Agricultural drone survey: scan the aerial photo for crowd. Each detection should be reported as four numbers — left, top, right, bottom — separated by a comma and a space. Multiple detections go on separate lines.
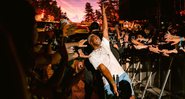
2, 0, 185, 99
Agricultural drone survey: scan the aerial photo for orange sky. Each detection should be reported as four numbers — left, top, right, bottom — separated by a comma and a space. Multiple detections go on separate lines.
56, 0, 100, 22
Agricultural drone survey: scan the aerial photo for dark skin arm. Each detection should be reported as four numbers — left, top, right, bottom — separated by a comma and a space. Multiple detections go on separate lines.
102, 3, 109, 40
99, 3, 119, 97
98, 63, 119, 96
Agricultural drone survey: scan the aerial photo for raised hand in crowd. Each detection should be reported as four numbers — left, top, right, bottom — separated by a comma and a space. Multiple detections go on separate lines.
164, 32, 174, 40
165, 34, 184, 45
131, 39, 145, 46
78, 39, 87, 47
65, 39, 87, 49
131, 38, 149, 50
78, 49, 90, 58
65, 39, 88, 61
133, 44, 148, 50
148, 45, 161, 54
160, 49, 178, 56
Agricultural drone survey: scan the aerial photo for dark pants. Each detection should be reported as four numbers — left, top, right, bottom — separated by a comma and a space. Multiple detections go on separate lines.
105, 80, 132, 99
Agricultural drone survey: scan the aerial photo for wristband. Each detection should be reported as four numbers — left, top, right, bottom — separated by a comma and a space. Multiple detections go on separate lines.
180, 37, 184, 42
179, 37, 183, 46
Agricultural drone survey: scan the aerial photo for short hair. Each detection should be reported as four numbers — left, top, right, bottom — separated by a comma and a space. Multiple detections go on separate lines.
87, 34, 96, 44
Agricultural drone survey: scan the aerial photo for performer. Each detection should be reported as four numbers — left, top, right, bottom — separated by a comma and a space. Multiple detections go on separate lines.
88, 4, 135, 99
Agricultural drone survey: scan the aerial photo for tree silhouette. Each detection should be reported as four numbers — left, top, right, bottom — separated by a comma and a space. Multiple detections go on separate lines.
84, 2, 95, 22
95, 9, 102, 21
98, 0, 119, 26
32, 0, 63, 21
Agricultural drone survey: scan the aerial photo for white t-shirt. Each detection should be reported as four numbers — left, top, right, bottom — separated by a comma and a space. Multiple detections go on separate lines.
89, 37, 125, 86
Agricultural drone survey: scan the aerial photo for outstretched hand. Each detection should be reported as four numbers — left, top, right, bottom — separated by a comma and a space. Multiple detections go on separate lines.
148, 45, 161, 53
78, 39, 87, 47
101, 2, 108, 12
78, 49, 90, 58
161, 49, 178, 56
165, 35, 180, 45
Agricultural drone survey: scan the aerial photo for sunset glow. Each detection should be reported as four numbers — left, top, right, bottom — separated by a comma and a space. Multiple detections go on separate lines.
56, 0, 100, 22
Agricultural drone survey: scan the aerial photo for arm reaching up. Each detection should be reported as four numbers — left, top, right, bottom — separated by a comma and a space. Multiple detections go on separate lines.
102, 3, 109, 40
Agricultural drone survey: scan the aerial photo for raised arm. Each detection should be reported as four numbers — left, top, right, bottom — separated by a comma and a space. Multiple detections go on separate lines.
65, 39, 88, 61
65, 39, 87, 49
102, 3, 109, 40
165, 35, 185, 45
